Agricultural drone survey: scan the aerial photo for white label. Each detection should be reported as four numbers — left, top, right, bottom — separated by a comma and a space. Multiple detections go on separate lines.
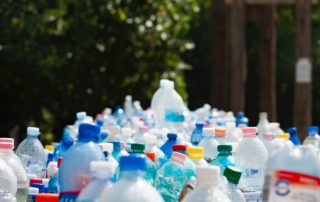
296, 58, 312, 83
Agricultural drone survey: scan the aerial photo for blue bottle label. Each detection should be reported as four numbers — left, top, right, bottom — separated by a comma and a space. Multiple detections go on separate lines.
164, 109, 185, 122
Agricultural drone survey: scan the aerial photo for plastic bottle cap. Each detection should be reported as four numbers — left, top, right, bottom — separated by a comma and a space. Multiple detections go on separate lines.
259, 112, 268, 119
278, 133, 290, 140
47, 162, 58, 177
145, 152, 156, 162
119, 155, 147, 172
195, 122, 204, 128
242, 127, 258, 138
125, 95, 132, 101
0, 138, 14, 144
57, 157, 63, 168
269, 122, 280, 130
226, 122, 236, 129
63, 135, 74, 146
215, 127, 226, 136
28, 187, 39, 195
187, 147, 204, 160
36, 193, 59, 202
217, 145, 232, 153
203, 128, 214, 135
288, 127, 297, 134
45, 145, 54, 152
0, 142, 13, 150
223, 166, 242, 184
144, 134, 157, 144
263, 132, 276, 141
31, 183, 44, 193
29, 178, 43, 186
90, 161, 114, 174
171, 152, 186, 166
99, 143, 113, 153
78, 123, 101, 140
111, 141, 121, 150
196, 166, 220, 185
27, 127, 40, 136
160, 79, 171, 87
308, 126, 319, 136
167, 133, 177, 139
76, 112, 87, 120
139, 126, 148, 133
131, 143, 145, 152
96, 119, 104, 127
172, 144, 187, 151
121, 128, 133, 137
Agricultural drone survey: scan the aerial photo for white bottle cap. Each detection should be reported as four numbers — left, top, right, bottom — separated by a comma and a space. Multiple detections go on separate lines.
99, 142, 113, 153
76, 112, 87, 120
90, 161, 115, 177
47, 162, 58, 177
160, 79, 171, 87
27, 127, 40, 136
203, 128, 214, 135
260, 112, 268, 118
125, 95, 132, 101
28, 187, 39, 195
196, 166, 220, 186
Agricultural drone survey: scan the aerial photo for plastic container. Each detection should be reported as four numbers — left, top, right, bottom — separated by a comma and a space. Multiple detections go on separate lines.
144, 134, 166, 167
257, 112, 269, 138
303, 126, 320, 148
52, 134, 74, 161
210, 145, 236, 173
160, 133, 179, 159
287, 127, 301, 145
172, 144, 196, 179
190, 122, 204, 146
198, 128, 219, 162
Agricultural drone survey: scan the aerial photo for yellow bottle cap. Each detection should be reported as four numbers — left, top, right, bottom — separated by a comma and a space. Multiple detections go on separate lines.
278, 133, 290, 140
45, 145, 54, 152
187, 147, 204, 160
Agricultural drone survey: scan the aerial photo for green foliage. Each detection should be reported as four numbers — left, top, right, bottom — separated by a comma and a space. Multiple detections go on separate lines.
0, 0, 201, 141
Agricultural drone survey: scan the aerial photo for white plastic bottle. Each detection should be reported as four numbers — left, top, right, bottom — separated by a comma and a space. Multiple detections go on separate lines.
16, 127, 47, 178
124, 95, 134, 118
198, 128, 219, 162
182, 166, 231, 202
257, 112, 269, 138
225, 122, 240, 143
236, 127, 268, 192
151, 79, 171, 113
0, 158, 17, 196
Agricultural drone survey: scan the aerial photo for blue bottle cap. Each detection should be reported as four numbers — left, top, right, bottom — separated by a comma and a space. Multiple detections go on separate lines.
287, 127, 297, 134
63, 135, 74, 146
119, 155, 147, 172
96, 119, 104, 127
195, 122, 204, 129
31, 183, 44, 193
308, 126, 319, 136
78, 123, 101, 141
167, 133, 177, 140
111, 141, 121, 150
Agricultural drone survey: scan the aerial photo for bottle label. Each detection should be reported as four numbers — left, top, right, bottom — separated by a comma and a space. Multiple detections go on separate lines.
59, 191, 80, 201
263, 170, 320, 202
164, 109, 185, 122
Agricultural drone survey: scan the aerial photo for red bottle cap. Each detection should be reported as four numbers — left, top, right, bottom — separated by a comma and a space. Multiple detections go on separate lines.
29, 178, 43, 186
36, 193, 59, 202
145, 152, 156, 162
172, 144, 187, 151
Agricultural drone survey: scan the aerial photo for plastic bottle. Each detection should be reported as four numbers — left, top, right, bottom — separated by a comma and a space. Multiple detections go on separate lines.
0, 190, 16, 202
124, 95, 134, 118
77, 161, 114, 202
186, 147, 208, 166
47, 162, 58, 194
198, 128, 219, 162
133, 100, 144, 116
236, 127, 268, 192
0, 141, 28, 202
287, 127, 301, 145
261, 132, 276, 154
215, 127, 227, 145
120, 127, 135, 147
52, 134, 74, 161
190, 122, 204, 146
110, 141, 129, 162
0, 158, 17, 196
160, 133, 179, 159
144, 134, 166, 167
129, 143, 157, 185
74, 112, 87, 132
303, 126, 320, 148
98, 142, 118, 172
182, 166, 231, 202
155, 151, 187, 202
98, 155, 163, 202
210, 145, 235, 173
16, 127, 47, 178
225, 122, 240, 143
223, 166, 245, 202
236, 112, 249, 127
26, 187, 38, 202
257, 112, 269, 137
58, 123, 105, 201
172, 144, 196, 179
133, 125, 148, 144
263, 145, 320, 202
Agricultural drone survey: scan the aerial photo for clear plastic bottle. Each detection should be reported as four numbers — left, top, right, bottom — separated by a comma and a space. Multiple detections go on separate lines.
215, 127, 227, 145
210, 145, 235, 173
303, 126, 320, 148
182, 166, 231, 202
144, 134, 167, 167
225, 122, 240, 143
186, 147, 208, 166
155, 152, 187, 202
190, 122, 204, 146
134, 125, 148, 144
198, 128, 219, 162
236, 127, 268, 192
0, 141, 28, 202
58, 123, 105, 201
16, 127, 47, 178
257, 112, 269, 138
98, 155, 163, 202
160, 133, 179, 159
124, 95, 134, 119
77, 161, 114, 202
172, 144, 196, 180
223, 166, 245, 202
0, 158, 17, 196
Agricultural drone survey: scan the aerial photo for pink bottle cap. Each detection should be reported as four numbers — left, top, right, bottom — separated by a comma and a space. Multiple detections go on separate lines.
0, 142, 14, 150
242, 127, 258, 138
172, 151, 186, 166
0, 138, 14, 144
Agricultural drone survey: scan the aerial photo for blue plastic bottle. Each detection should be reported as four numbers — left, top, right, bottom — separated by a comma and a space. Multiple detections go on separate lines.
190, 122, 204, 145
287, 127, 301, 145
58, 123, 104, 201
210, 145, 235, 173
53, 133, 74, 161
236, 112, 249, 127
160, 133, 179, 159
155, 151, 187, 202
98, 155, 163, 202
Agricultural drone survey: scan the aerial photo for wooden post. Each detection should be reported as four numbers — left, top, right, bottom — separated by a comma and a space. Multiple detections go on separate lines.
229, 0, 246, 113
212, 0, 229, 109
259, 6, 277, 121
294, 0, 311, 139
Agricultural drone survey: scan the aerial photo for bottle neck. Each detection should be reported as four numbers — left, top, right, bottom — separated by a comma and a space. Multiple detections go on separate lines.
119, 170, 145, 180
218, 151, 231, 156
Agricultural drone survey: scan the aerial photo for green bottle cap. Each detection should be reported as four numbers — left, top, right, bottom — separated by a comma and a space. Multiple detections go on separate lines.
223, 166, 242, 184
217, 144, 232, 153
131, 143, 145, 153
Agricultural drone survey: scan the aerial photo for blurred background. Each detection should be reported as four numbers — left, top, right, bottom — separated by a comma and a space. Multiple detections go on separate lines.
0, 0, 319, 143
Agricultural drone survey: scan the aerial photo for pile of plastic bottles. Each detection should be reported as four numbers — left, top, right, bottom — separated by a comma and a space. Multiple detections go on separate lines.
1, 79, 320, 202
